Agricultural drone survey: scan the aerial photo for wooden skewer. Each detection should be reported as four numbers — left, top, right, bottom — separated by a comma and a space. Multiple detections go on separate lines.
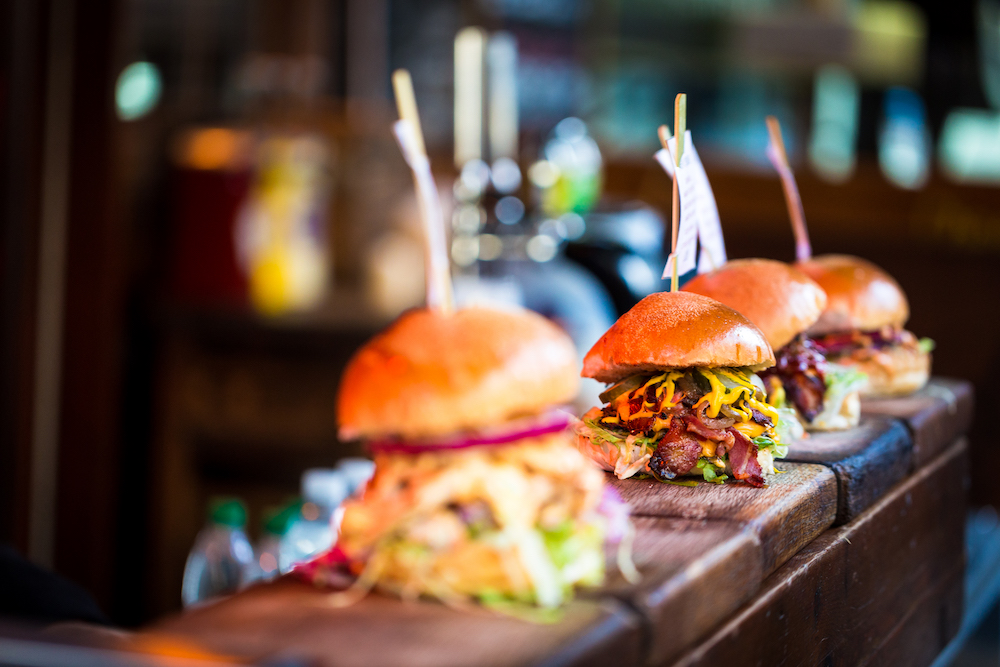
391, 69, 454, 314
670, 94, 687, 292
766, 115, 812, 262
657, 124, 671, 151
393, 69, 427, 157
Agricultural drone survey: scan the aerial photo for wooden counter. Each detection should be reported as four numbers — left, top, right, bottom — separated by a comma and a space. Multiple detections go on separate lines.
131, 378, 973, 667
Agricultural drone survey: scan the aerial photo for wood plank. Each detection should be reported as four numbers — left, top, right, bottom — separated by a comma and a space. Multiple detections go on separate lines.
610, 462, 836, 575
669, 438, 967, 667
862, 565, 963, 667
785, 416, 912, 525
597, 517, 762, 666
140, 578, 643, 667
862, 377, 974, 468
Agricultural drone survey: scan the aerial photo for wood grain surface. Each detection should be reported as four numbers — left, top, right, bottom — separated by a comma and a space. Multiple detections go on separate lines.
786, 416, 912, 525
862, 565, 963, 667
786, 416, 909, 464
610, 462, 837, 575
143, 578, 644, 667
862, 377, 974, 467
669, 438, 968, 667
861, 377, 975, 466
597, 517, 763, 665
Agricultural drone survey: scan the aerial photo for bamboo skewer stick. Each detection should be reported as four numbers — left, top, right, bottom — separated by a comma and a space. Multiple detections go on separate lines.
392, 69, 455, 314
669, 94, 686, 292
766, 116, 812, 262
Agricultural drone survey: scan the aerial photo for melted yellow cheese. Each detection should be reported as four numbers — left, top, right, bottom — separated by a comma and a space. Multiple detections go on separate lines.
700, 439, 717, 458
731, 421, 766, 439
603, 367, 781, 443
695, 369, 754, 418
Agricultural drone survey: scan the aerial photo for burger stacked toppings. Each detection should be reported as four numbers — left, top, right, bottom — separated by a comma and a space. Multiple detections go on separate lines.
796, 254, 932, 398
684, 258, 865, 433
575, 291, 785, 487
327, 307, 629, 610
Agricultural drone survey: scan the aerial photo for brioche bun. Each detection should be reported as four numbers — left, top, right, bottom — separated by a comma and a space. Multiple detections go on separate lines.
683, 259, 827, 350
796, 255, 909, 335
582, 291, 774, 383
841, 345, 931, 397
337, 307, 579, 440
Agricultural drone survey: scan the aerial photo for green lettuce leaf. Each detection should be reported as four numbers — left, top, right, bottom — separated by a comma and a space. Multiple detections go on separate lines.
695, 458, 728, 484
918, 337, 935, 354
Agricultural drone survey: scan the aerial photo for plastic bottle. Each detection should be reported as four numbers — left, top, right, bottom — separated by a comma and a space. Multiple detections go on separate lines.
336, 457, 375, 497
278, 470, 349, 573
254, 501, 300, 582
181, 497, 256, 607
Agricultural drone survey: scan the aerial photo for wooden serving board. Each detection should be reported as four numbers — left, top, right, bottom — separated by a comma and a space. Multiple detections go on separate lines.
669, 438, 967, 667
784, 416, 912, 525
142, 578, 644, 667
597, 517, 762, 666
609, 462, 836, 575
862, 377, 974, 468
863, 565, 963, 667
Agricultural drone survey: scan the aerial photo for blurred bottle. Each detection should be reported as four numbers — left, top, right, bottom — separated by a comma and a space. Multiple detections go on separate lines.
336, 457, 376, 497
531, 118, 603, 217
181, 497, 255, 607
235, 133, 332, 315
278, 469, 349, 573
254, 501, 301, 582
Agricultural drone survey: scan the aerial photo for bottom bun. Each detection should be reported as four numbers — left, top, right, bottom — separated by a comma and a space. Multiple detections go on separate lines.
839, 345, 931, 398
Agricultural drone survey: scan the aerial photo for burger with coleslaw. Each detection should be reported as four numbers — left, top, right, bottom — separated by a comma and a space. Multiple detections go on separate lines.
683, 258, 866, 433
795, 254, 932, 397
319, 306, 633, 611
575, 291, 786, 488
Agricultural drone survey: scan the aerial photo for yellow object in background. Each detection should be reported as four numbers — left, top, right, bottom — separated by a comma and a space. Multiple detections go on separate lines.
237, 134, 331, 316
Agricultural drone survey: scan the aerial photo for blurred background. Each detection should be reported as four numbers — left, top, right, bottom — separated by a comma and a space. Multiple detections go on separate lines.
1, 0, 999, 632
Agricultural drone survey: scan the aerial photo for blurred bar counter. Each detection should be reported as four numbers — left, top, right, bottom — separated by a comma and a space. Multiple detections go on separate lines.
146, 291, 391, 618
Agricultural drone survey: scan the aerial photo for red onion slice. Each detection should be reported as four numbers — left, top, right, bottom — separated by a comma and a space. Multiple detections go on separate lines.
367, 409, 573, 454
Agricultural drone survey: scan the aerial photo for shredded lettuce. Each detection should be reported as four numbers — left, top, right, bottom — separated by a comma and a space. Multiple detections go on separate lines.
809, 363, 867, 430
753, 435, 788, 460
918, 337, 936, 354
695, 459, 728, 484
826, 364, 868, 396
541, 521, 604, 587
581, 418, 660, 449
774, 406, 804, 444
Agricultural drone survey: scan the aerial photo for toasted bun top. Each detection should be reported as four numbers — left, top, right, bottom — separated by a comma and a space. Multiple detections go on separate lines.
337, 307, 579, 440
582, 291, 774, 383
795, 254, 909, 335
682, 259, 828, 350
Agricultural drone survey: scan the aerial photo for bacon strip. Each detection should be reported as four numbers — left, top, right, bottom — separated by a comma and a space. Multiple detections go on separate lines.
759, 335, 827, 422
649, 421, 702, 479
727, 428, 764, 487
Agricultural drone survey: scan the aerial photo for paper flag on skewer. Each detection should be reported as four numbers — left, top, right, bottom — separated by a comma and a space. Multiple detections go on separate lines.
392, 119, 453, 313
655, 130, 726, 277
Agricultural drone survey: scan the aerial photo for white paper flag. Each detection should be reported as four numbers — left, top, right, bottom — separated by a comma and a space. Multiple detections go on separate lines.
393, 120, 452, 311
654, 130, 727, 277
657, 143, 698, 279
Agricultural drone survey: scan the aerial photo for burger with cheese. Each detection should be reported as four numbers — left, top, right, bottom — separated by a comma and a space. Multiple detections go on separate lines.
319, 306, 631, 611
683, 258, 866, 432
796, 254, 932, 397
575, 291, 786, 488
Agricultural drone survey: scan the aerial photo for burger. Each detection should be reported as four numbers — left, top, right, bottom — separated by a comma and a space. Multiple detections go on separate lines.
575, 291, 786, 488
322, 306, 631, 611
796, 254, 932, 397
683, 258, 866, 432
